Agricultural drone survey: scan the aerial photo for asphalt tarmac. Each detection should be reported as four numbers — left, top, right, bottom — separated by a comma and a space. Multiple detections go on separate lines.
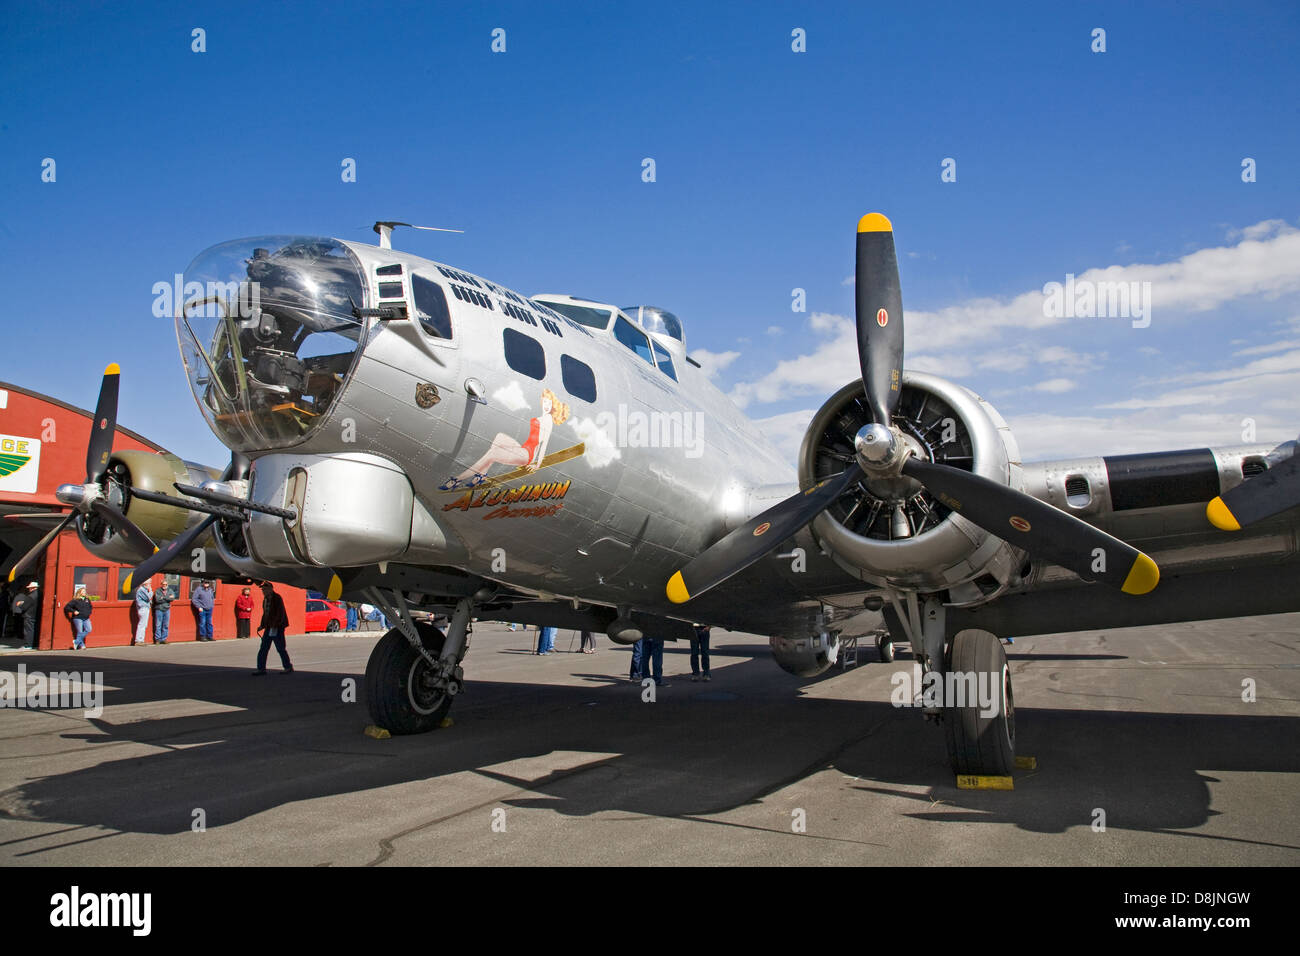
0, 616, 1296, 866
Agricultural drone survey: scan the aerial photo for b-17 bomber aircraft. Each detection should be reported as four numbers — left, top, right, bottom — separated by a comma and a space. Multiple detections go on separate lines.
9, 214, 1300, 777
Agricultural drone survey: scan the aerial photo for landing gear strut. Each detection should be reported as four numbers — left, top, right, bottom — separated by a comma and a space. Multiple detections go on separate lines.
885, 592, 1017, 776
363, 591, 475, 735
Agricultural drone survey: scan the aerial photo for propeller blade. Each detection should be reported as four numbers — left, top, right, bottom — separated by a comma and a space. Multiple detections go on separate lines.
667, 465, 863, 603
1207, 451, 1300, 530
85, 363, 121, 483
121, 515, 217, 596
855, 214, 905, 426
6, 512, 78, 582
901, 458, 1159, 594
89, 499, 156, 559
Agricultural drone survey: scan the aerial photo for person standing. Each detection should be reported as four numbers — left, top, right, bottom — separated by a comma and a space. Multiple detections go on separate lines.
536, 625, 556, 655
644, 635, 668, 687
13, 581, 40, 649
132, 579, 152, 646
234, 587, 255, 639
64, 586, 93, 650
345, 602, 359, 632
629, 636, 646, 680
151, 582, 173, 644
252, 581, 293, 675
690, 624, 711, 682
191, 580, 215, 641
579, 629, 596, 654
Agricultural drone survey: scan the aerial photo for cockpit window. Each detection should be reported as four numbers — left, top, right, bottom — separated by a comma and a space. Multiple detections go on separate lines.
651, 340, 677, 381
622, 305, 684, 343
175, 236, 368, 451
613, 316, 655, 366
541, 301, 612, 330
412, 274, 453, 339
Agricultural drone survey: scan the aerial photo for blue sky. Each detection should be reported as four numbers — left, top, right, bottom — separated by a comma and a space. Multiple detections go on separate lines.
3, 0, 1299, 466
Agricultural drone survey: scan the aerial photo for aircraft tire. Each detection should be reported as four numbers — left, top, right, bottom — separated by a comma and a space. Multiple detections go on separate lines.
365, 625, 453, 734
877, 633, 896, 663
942, 628, 1015, 776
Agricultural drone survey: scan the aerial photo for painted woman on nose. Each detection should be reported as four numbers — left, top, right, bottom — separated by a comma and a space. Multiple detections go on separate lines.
440, 388, 570, 490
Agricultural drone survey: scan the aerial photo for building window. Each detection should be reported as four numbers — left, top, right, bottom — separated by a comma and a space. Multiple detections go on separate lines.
503, 328, 546, 380
73, 567, 109, 601
412, 274, 453, 339
561, 354, 597, 402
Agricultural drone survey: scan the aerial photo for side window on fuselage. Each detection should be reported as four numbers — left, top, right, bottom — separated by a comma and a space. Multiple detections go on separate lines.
412, 274, 453, 339
504, 328, 546, 380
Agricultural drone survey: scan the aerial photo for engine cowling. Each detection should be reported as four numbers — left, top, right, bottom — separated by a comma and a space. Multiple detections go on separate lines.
78, 449, 219, 562
798, 371, 1027, 605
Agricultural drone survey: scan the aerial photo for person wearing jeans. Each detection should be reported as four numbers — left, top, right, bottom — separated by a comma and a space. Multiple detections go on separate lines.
133, 580, 151, 645
65, 587, 93, 650
252, 582, 293, 674
536, 625, 556, 655
690, 625, 711, 681
191, 580, 215, 641
151, 584, 173, 644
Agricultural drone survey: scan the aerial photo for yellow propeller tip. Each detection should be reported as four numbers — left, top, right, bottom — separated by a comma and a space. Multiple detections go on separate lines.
1121, 553, 1160, 595
857, 213, 893, 233
121, 572, 132, 593
666, 571, 691, 605
327, 574, 343, 601
1206, 497, 1241, 531
105, 362, 121, 375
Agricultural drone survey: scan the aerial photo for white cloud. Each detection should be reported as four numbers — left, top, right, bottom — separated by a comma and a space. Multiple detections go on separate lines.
765, 325, 783, 336
1233, 338, 1300, 357
751, 409, 816, 462
690, 348, 741, 379
1030, 377, 1077, 393
727, 219, 1300, 409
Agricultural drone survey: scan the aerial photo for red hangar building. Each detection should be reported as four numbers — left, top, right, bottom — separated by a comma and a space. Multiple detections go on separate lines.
0, 380, 306, 649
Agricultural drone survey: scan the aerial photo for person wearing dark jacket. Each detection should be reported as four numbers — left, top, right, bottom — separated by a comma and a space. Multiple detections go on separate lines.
65, 586, 93, 650
12, 581, 40, 649
151, 583, 173, 644
252, 581, 293, 675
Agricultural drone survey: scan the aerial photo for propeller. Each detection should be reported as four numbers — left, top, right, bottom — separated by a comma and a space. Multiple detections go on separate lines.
1206, 445, 1300, 531
119, 451, 250, 596
665, 214, 1160, 604
6, 364, 156, 583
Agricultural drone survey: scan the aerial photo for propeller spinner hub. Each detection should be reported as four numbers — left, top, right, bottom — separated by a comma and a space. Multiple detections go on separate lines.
854, 423, 901, 467
55, 483, 95, 508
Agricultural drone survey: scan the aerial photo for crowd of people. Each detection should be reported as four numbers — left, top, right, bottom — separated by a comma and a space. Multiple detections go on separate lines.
6, 581, 723, 685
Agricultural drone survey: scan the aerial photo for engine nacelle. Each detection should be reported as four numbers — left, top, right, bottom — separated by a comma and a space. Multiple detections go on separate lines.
799, 372, 1026, 606
78, 449, 218, 563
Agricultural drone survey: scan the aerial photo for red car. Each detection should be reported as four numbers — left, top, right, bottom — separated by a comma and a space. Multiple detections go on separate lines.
305, 599, 348, 633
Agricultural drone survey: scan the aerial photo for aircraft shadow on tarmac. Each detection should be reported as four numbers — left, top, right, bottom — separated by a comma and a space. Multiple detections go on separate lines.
0, 647, 1295, 851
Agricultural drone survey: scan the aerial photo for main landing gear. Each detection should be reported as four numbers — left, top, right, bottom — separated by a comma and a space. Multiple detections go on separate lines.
885, 593, 1016, 776
363, 590, 475, 735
